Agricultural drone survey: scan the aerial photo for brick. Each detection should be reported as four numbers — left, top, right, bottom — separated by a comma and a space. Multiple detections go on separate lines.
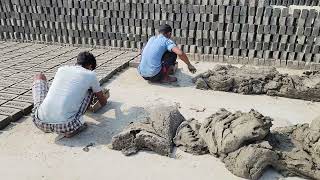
0, 88, 28, 95
0, 93, 18, 101
275, 59, 281, 68
258, 59, 265, 66
298, 61, 306, 69
0, 99, 7, 105
2, 100, 33, 115
253, 58, 260, 66
0, 106, 23, 122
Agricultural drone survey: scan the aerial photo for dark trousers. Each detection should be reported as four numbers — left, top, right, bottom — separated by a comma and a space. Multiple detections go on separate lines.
143, 51, 177, 82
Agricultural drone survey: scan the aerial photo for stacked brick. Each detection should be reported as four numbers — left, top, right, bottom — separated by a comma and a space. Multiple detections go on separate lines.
267, 0, 320, 6
0, 0, 320, 69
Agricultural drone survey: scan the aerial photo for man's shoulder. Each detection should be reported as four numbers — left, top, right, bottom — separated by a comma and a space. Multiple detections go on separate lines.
158, 35, 175, 45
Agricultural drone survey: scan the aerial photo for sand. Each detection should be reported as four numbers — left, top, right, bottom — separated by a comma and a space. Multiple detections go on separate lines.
0, 62, 319, 180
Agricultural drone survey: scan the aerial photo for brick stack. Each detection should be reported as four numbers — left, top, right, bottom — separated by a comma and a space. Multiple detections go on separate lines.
267, 0, 320, 6
0, 0, 319, 69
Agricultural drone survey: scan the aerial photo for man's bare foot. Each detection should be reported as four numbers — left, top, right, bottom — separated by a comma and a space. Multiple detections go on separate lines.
64, 123, 88, 138
161, 76, 177, 83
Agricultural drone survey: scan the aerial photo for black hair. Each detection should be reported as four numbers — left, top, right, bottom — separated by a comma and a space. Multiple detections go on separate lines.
159, 24, 172, 34
76, 51, 96, 70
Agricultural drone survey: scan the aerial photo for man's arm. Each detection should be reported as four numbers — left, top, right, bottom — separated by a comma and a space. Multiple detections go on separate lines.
171, 47, 197, 73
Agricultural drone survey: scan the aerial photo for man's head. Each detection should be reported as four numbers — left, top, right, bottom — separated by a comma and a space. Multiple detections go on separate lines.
159, 24, 172, 38
76, 51, 96, 70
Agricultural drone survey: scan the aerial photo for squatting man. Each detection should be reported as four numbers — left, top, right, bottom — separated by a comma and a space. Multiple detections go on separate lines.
138, 24, 197, 83
32, 52, 108, 138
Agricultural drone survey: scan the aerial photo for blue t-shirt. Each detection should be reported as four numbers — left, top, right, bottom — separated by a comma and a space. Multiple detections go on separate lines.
138, 34, 176, 77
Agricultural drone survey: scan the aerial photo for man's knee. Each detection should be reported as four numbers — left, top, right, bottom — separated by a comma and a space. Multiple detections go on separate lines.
34, 73, 47, 81
162, 52, 177, 67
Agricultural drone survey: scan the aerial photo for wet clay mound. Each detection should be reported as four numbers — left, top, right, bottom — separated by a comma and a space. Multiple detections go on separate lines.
223, 141, 279, 180
173, 109, 320, 179
193, 65, 320, 102
199, 109, 272, 156
173, 118, 208, 155
267, 123, 320, 179
111, 106, 185, 156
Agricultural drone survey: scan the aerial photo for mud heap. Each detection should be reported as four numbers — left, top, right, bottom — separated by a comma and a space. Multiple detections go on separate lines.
110, 105, 185, 156
111, 105, 320, 179
193, 65, 320, 102
174, 109, 320, 180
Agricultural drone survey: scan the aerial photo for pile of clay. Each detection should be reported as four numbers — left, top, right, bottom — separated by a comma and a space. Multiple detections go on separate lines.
174, 109, 320, 180
110, 106, 320, 179
193, 65, 320, 102
110, 105, 185, 156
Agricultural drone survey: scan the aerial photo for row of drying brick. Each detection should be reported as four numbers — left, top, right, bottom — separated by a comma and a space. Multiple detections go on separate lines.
4, 0, 320, 8
1, 1, 320, 68
1, 4, 319, 38
1, 33, 318, 64
186, 52, 320, 70
186, 46, 319, 62
2, 5, 320, 23
1, 5, 319, 38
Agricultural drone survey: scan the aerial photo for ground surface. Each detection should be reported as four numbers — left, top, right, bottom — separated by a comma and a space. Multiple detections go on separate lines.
0, 60, 318, 180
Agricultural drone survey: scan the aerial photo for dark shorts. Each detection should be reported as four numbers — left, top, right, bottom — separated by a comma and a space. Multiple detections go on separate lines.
143, 51, 177, 82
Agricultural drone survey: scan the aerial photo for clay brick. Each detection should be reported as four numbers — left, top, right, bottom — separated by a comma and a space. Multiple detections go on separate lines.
0, 106, 23, 122
2, 100, 33, 115
0, 88, 29, 95
275, 59, 281, 68
0, 99, 7, 105
13, 94, 33, 104
0, 93, 18, 101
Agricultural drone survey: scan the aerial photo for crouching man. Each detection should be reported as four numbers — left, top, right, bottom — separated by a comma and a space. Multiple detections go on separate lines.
138, 24, 197, 83
32, 51, 108, 138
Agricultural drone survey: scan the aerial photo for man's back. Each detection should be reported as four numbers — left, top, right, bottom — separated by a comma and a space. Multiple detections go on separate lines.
37, 66, 101, 124
138, 34, 176, 77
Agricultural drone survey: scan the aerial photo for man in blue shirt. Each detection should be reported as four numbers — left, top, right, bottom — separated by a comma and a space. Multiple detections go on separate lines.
138, 24, 197, 83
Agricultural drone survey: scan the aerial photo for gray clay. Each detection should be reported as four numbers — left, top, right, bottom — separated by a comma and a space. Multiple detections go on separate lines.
173, 108, 320, 180
111, 106, 185, 156
268, 124, 320, 179
173, 118, 208, 155
193, 65, 320, 101
223, 141, 279, 180
198, 108, 272, 155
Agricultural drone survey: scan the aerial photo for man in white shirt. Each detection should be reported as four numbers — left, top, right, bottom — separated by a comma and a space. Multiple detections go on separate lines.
32, 51, 108, 138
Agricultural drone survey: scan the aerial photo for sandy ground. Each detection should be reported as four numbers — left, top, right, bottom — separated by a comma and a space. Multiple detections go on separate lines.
0, 62, 318, 180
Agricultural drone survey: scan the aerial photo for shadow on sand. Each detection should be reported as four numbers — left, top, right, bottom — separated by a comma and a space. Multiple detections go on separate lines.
0, 116, 29, 134
54, 100, 149, 147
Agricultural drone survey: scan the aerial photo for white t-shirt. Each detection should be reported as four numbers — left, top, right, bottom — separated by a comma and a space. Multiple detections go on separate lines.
38, 66, 102, 124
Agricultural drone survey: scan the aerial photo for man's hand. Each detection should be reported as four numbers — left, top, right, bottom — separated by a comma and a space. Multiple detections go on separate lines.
95, 89, 109, 107
188, 64, 197, 74
172, 47, 197, 74
89, 89, 110, 113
